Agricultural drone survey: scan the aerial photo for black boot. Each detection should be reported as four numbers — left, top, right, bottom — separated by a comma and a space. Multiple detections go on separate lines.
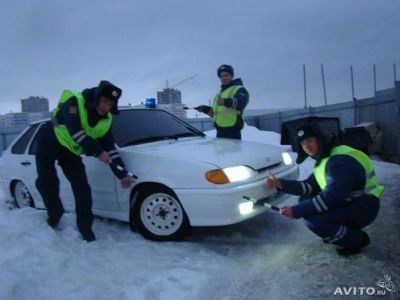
336, 232, 370, 256
81, 230, 96, 242
46, 211, 64, 229
47, 218, 59, 228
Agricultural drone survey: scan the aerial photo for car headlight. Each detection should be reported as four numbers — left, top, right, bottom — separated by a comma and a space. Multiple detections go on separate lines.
282, 151, 293, 165
205, 166, 256, 184
239, 201, 254, 215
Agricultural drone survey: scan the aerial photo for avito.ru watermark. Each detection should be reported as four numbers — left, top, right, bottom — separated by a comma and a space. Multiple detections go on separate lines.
333, 274, 396, 296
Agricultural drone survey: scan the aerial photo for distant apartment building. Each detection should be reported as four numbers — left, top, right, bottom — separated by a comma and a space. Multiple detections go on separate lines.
157, 88, 182, 104
21, 96, 49, 113
0, 113, 28, 128
0, 111, 51, 128
158, 103, 187, 119
156, 88, 186, 118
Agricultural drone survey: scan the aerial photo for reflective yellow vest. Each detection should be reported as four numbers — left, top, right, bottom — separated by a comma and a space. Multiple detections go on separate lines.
52, 90, 112, 155
212, 85, 242, 127
313, 145, 384, 198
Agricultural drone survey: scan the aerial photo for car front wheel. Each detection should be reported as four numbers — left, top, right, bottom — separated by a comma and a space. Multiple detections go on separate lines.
132, 185, 189, 241
12, 181, 35, 208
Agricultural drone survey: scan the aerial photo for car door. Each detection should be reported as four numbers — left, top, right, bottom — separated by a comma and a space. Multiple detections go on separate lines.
81, 155, 120, 211
28, 126, 119, 212
27, 123, 75, 210
5, 123, 69, 209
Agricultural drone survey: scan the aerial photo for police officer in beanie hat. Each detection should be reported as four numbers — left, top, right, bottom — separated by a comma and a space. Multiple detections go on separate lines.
35, 80, 134, 242
217, 65, 234, 77
195, 64, 249, 139
266, 122, 383, 256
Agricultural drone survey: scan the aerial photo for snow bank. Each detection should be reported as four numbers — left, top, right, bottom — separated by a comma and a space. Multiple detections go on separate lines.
0, 124, 399, 300
205, 123, 282, 146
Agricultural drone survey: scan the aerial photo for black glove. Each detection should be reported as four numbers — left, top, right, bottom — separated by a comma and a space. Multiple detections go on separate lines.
194, 105, 206, 112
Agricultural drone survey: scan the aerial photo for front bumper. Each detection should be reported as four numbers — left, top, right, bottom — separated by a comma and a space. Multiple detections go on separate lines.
174, 164, 298, 226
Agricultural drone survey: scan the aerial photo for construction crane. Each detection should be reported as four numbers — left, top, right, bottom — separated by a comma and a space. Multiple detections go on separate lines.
165, 74, 198, 89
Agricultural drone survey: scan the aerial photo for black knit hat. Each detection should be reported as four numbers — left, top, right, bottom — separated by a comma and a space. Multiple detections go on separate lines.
95, 80, 122, 115
217, 64, 234, 77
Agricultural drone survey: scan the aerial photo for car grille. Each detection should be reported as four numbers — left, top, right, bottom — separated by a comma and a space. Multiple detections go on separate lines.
256, 162, 282, 174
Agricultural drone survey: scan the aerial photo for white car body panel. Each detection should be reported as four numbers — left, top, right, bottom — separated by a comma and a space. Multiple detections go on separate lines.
0, 112, 299, 229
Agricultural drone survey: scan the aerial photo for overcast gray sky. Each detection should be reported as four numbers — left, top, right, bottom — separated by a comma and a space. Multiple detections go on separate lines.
1, 0, 399, 113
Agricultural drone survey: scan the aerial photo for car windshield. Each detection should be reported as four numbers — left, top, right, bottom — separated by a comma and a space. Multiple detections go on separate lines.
112, 109, 205, 147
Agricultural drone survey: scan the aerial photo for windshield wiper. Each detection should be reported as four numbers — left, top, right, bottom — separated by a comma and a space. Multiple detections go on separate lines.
122, 132, 199, 147
173, 119, 206, 136
169, 132, 199, 139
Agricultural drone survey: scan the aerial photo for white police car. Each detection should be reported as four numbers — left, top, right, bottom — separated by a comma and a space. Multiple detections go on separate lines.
0, 109, 298, 240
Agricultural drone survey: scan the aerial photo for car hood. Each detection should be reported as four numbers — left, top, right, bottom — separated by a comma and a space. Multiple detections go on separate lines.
122, 137, 285, 170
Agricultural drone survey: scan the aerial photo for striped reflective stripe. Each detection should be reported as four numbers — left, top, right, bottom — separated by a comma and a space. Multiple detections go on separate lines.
306, 182, 313, 195
366, 170, 375, 179
328, 226, 348, 243
76, 134, 87, 144
107, 149, 118, 156
72, 130, 84, 140
316, 195, 328, 211
300, 181, 312, 195
305, 182, 312, 195
72, 130, 87, 144
300, 182, 307, 194
350, 190, 364, 197
108, 149, 120, 159
312, 197, 323, 212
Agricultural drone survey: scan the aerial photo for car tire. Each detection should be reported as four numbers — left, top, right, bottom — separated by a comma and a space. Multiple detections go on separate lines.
12, 180, 35, 208
132, 185, 190, 241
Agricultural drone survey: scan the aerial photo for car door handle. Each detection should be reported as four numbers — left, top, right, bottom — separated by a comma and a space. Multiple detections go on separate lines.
20, 161, 31, 166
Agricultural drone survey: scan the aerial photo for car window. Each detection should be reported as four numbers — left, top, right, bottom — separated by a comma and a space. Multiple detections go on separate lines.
112, 109, 204, 147
28, 123, 44, 155
11, 124, 39, 154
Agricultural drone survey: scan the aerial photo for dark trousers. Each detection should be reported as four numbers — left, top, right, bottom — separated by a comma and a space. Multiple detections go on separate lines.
216, 127, 242, 140
35, 149, 94, 234
300, 195, 380, 248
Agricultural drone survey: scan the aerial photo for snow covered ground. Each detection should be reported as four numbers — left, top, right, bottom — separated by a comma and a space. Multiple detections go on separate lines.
0, 125, 399, 300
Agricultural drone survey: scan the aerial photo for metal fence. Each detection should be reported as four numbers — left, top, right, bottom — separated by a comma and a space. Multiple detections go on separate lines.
185, 81, 400, 157
1, 81, 399, 157
254, 94, 400, 157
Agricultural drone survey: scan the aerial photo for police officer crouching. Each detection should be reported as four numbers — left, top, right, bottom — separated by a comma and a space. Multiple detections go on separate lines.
35, 81, 134, 242
267, 123, 383, 256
